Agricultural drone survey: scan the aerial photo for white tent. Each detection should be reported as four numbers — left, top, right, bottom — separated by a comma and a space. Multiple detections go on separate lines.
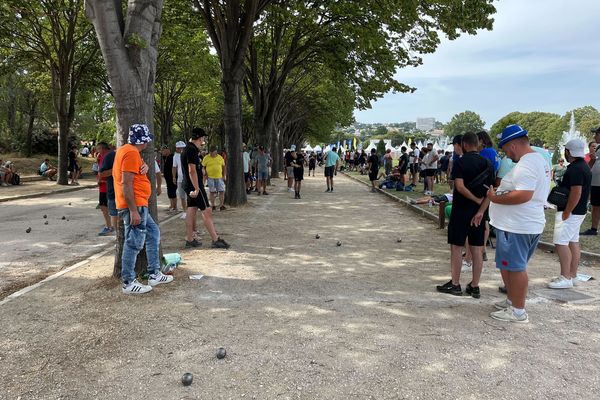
365, 139, 378, 153
445, 144, 454, 153
417, 141, 424, 149
303, 144, 313, 152
401, 141, 408, 149
313, 145, 322, 153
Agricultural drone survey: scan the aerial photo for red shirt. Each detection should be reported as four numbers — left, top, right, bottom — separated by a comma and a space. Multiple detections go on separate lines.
97, 152, 107, 193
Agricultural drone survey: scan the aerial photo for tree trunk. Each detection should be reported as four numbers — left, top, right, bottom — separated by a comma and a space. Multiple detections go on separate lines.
223, 80, 247, 206
24, 97, 37, 158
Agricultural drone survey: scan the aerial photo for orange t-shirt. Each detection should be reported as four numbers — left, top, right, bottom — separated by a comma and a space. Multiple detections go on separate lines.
113, 144, 151, 209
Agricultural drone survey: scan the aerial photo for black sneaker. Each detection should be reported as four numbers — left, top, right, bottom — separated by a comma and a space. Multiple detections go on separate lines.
325, 188, 330, 192
465, 282, 480, 299
436, 280, 462, 296
499, 285, 507, 294
581, 228, 598, 236
185, 239, 201, 248
263, 191, 269, 195
482, 251, 488, 262
212, 237, 230, 249
297, 193, 301, 199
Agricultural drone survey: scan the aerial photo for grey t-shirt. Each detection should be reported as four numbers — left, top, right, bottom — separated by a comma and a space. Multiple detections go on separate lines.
255, 153, 270, 172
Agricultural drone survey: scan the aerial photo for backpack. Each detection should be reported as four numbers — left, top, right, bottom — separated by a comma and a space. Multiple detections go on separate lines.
11, 173, 20, 185
395, 181, 405, 191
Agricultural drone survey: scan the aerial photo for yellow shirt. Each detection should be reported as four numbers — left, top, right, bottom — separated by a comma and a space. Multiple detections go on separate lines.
202, 154, 225, 179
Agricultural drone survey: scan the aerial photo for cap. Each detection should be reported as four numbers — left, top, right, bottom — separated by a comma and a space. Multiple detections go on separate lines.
497, 124, 528, 147
160, 145, 169, 150
452, 135, 463, 145
290, 144, 296, 151
175, 141, 186, 148
127, 124, 153, 145
191, 127, 207, 139
565, 139, 586, 158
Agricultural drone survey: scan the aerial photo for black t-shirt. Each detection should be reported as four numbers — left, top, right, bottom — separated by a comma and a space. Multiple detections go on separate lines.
559, 158, 592, 214
439, 155, 450, 171
294, 153, 305, 172
180, 143, 202, 193
368, 154, 379, 172
100, 150, 116, 198
452, 152, 494, 210
284, 151, 293, 167
68, 150, 77, 164
398, 153, 409, 172
162, 154, 174, 181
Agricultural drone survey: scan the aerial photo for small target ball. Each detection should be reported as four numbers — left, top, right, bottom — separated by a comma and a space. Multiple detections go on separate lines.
68, 202, 72, 206
216, 347, 226, 359
26, 227, 31, 233
181, 372, 193, 386
43, 215, 47, 219
397, 238, 402, 243
336, 241, 342, 246
315, 234, 320, 239
44, 221, 49, 225
62, 216, 66, 220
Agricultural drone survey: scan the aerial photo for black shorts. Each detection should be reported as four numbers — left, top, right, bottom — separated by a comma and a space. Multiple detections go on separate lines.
99, 192, 108, 207
409, 164, 418, 174
447, 206, 485, 246
425, 169, 436, 177
369, 171, 379, 181
294, 169, 304, 182
244, 172, 250, 182
166, 180, 177, 199
399, 168, 408, 175
324, 166, 335, 177
591, 186, 600, 206
187, 187, 210, 211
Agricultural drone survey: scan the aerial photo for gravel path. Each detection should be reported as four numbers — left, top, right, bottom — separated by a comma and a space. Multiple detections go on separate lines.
1, 172, 599, 399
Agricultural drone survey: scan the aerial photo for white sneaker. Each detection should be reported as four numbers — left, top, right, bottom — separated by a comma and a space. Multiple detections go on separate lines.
122, 279, 153, 294
548, 275, 573, 289
180, 212, 187, 220
461, 260, 472, 272
494, 298, 511, 310
148, 271, 174, 287
288, 187, 293, 192
490, 306, 529, 323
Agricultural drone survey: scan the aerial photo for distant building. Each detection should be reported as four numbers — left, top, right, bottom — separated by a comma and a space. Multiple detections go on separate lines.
416, 117, 436, 132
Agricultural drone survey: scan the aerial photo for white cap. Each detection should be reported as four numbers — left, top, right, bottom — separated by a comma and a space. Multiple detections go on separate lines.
565, 139, 586, 158
175, 141, 186, 148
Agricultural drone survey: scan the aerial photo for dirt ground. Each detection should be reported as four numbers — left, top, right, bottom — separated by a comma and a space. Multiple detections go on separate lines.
1, 172, 600, 399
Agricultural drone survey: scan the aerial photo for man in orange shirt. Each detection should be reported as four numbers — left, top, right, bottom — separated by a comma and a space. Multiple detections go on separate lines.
113, 124, 173, 294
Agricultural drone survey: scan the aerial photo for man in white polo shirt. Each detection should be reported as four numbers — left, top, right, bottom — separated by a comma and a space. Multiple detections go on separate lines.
486, 124, 550, 323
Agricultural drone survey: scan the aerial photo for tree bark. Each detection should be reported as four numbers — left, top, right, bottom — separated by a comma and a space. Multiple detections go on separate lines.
223, 80, 247, 206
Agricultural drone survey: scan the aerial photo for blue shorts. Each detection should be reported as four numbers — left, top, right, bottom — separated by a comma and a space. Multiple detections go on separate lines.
258, 171, 269, 181
494, 228, 541, 272
107, 195, 118, 217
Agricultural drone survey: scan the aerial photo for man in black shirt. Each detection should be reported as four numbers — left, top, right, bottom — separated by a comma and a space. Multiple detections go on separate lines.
398, 146, 409, 185
549, 139, 592, 289
99, 146, 118, 233
181, 128, 230, 249
161, 145, 177, 212
284, 147, 294, 192
367, 148, 379, 193
292, 150, 305, 199
437, 132, 494, 297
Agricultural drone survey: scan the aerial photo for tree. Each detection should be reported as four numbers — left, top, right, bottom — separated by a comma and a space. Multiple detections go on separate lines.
86, 0, 163, 277
193, 0, 273, 207
490, 111, 563, 147
444, 110, 486, 137
0, 0, 99, 184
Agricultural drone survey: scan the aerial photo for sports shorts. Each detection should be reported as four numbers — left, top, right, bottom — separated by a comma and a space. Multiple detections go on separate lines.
207, 178, 225, 193
494, 228, 541, 272
187, 186, 210, 211
553, 213, 586, 245
447, 206, 485, 247
99, 192, 108, 207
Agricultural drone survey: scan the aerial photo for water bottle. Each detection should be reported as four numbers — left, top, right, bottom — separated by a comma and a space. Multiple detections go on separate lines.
428, 198, 433, 207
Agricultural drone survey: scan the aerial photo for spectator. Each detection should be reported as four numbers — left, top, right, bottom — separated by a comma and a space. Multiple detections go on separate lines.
308, 152, 317, 176
423, 143, 439, 195
549, 139, 592, 289
291, 148, 306, 199
284, 146, 295, 192
448, 135, 463, 190
409, 143, 420, 186
324, 146, 340, 192
161, 145, 178, 212
582, 127, 600, 235
439, 151, 451, 183
113, 124, 173, 294
477, 131, 500, 172
0, 159, 13, 186
397, 146, 409, 185
39, 159, 57, 181
367, 148, 379, 193
552, 158, 567, 185
99, 144, 118, 235
437, 132, 494, 298
383, 148, 393, 176
96, 142, 114, 236
181, 127, 230, 249
202, 146, 227, 211
584, 141, 596, 164
254, 145, 271, 195
243, 143, 251, 194
68, 144, 81, 185
488, 125, 550, 323
81, 144, 90, 157
172, 141, 188, 219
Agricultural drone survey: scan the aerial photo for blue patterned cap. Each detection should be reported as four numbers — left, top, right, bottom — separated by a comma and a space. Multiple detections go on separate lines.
128, 124, 154, 144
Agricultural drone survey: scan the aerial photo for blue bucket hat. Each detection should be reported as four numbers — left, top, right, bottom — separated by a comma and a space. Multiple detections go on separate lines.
497, 124, 528, 147
128, 124, 154, 145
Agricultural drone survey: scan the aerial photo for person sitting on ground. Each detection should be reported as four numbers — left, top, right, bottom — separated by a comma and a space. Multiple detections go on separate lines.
409, 193, 453, 205
0, 159, 13, 186
39, 159, 57, 180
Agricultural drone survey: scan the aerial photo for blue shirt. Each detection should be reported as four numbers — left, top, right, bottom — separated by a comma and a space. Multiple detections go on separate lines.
480, 147, 500, 172
497, 146, 552, 179
325, 151, 339, 167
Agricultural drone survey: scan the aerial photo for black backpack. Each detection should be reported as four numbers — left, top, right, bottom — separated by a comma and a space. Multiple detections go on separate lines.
11, 173, 20, 185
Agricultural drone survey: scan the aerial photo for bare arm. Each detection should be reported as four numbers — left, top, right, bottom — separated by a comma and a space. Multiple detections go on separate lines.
99, 168, 112, 178
156, 170, 162, 195
172, 166, 178, 184
487, 186, 534, 205
122, 171, 141, 225
563, 185, 582, 218
188, 163, 200, 196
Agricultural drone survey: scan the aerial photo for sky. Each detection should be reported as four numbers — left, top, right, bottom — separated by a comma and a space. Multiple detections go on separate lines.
353, 0, 600, 128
